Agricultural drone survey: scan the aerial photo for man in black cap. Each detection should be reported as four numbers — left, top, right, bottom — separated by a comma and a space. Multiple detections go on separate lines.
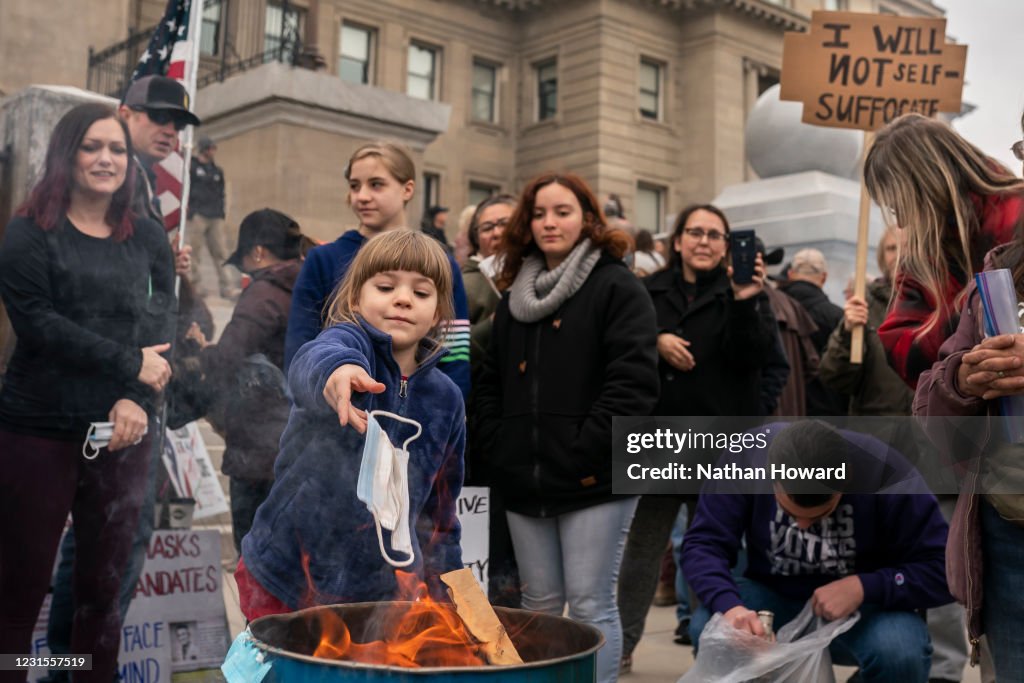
119, 75, 202, 226
188, 136, 238, 299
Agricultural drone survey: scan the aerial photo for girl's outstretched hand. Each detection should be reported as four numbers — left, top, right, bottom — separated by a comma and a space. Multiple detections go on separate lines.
323, 364, 386, 433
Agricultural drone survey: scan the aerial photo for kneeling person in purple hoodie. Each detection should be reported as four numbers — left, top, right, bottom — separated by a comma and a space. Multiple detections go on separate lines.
681, 421, 953, 683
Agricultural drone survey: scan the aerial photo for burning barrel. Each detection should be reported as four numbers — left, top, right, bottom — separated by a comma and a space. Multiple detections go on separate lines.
246, 601, 604, 682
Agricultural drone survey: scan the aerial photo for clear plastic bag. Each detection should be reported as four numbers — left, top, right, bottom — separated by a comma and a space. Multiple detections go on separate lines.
679, 600, 860, 683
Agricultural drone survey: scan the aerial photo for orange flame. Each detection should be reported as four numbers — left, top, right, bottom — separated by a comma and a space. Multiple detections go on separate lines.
312, 571, 488, 668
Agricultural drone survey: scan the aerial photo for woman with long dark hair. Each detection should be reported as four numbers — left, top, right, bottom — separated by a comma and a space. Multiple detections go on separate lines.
0, 102, 175, 682
476, 173, 658, 683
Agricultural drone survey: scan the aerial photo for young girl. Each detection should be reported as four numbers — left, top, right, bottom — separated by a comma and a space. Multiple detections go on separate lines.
236, 230, 465, 619
283, 141, 470, 398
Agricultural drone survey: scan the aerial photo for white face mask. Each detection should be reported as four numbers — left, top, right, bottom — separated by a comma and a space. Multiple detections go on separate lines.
83, 421, 115, 460
82, 421, 147, 460
356, 410, 422, 568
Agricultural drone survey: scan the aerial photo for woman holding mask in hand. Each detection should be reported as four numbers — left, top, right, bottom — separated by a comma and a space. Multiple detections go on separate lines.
0, 102, 175, 683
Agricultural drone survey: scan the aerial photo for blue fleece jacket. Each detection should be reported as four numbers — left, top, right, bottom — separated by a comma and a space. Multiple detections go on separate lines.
681, 426, 953, 616
241, 321, 465, 608
283, 230, 471, 399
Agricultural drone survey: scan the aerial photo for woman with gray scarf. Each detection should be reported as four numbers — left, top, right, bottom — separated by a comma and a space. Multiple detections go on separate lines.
475, 173, 659, 683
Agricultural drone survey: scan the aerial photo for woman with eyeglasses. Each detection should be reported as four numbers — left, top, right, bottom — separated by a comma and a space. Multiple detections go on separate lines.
865, 113, 1024, 388
616, 204, 776, 671
461, 194, 521, 607
644, 204, 775, 416
462, 194, 516, 370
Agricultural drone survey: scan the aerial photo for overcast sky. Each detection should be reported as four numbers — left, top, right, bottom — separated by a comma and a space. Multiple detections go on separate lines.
940, 0, 1023, 175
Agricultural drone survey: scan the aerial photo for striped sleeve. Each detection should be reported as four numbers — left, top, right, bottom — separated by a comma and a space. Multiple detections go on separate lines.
438, 256, 472, 400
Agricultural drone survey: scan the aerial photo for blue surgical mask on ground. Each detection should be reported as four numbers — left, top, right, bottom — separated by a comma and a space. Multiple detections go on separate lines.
357, 410, 422, 568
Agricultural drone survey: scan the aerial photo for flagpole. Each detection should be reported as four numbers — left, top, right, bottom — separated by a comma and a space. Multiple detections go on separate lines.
174, 0, 205, 299
159, 0, 205, 500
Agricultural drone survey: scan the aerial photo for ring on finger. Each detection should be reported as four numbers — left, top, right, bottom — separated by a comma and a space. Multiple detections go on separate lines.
998, 370, 1007, 379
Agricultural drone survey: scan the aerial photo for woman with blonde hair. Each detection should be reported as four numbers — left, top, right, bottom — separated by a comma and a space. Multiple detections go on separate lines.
283, 141, 470, 397
865, 113, 1024, 387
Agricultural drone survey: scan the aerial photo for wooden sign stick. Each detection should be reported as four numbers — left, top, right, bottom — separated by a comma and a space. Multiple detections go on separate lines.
441, 568, 523, 665
850, 131, 875, 365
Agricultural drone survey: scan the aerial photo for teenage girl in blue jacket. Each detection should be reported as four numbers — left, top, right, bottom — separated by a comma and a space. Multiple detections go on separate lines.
237, 230, 465, 618
283, 141, 470, 398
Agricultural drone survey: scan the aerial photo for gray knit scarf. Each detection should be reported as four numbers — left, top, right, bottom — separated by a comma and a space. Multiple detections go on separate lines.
509, 239, 602, 323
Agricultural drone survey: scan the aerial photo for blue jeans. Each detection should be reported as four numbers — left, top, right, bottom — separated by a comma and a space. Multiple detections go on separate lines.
670, 502, 691, 625
507, 496, 637, 683
982, 499, 1024, 683
689, 578, 931, 683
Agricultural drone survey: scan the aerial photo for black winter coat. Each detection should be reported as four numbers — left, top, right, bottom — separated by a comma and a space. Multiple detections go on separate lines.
199, 260, 300, 480
476, 255, 659, 517
644, 266, 775, 417
779, 279, 847, 416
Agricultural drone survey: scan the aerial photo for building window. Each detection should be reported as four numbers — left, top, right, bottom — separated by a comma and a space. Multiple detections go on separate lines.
408, 43, 439, 100
536, 59, 557, 121
469, 182, 500, 207
636, 184, 665, 234
264, 2, 305, 62
200, 1, 223, 57
339, 23, 374, 84
639, 59, 662, 120
422, 172, 441, 217
472, 60, 497, 123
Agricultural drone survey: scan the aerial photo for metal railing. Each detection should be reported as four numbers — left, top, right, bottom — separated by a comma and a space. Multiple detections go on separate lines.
87, 0, 307, 97
87, 26, 156, 98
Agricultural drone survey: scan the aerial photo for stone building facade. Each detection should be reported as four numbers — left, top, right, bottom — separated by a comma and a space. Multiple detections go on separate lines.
0, 0, 943, 242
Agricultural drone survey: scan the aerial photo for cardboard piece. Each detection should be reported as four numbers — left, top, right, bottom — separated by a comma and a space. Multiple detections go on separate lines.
781, 11, 967, 131
440, 568, 523, 665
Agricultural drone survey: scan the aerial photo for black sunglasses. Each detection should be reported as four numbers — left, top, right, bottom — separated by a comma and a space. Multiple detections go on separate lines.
133, 107, 189, 131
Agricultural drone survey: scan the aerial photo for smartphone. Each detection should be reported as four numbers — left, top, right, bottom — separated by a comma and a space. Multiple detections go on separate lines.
729, 230, 757, 284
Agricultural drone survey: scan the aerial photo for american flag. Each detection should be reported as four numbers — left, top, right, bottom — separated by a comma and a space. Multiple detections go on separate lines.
128, 0, 197, 231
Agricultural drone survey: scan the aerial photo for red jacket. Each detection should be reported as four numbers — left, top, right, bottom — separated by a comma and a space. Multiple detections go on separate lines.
880, 193, 1023, 388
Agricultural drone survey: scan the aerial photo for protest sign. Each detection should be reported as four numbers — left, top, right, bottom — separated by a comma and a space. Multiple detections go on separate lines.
163, 423, 229, 520
119, 529, 229, 679
457, 486, 490, 589
781, 11, 966, 131
780, 10, 967, 361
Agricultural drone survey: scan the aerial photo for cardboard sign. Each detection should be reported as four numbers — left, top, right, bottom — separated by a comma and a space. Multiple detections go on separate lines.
119, 529, 230, 678
163, 423, 229, 520
781, 11, 966, 130
456, 486, 490, 589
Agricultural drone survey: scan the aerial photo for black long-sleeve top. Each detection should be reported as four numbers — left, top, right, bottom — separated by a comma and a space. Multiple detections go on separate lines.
0, 215, 175, 439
